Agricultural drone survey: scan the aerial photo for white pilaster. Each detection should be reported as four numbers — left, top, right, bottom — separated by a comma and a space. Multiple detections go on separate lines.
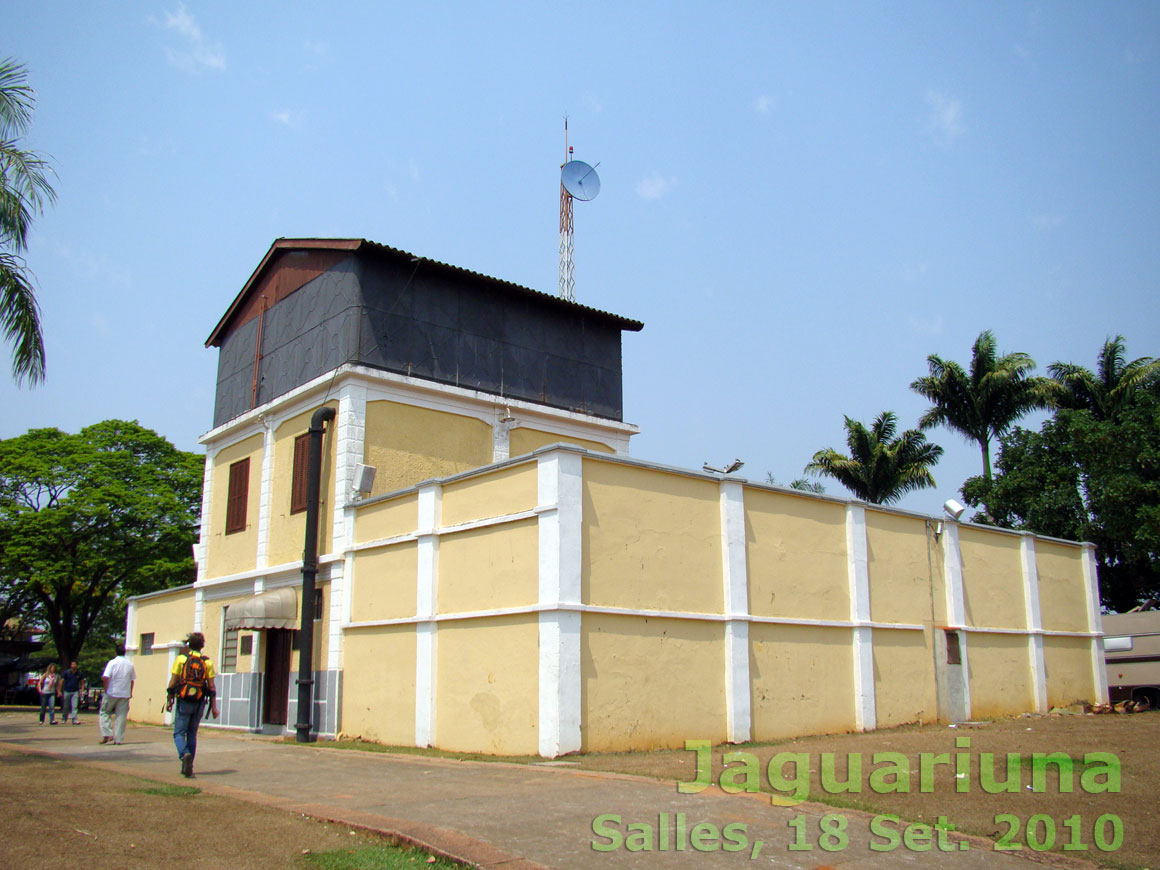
537, 449, 583, 757
720, 480, 751, 744
940, 520, 971, 719
846, 505, 876, 732
330, 385, 367, 671
1082, 543, 1109, 703
195, 445, 218, 585
414, 483, 442, 747
255, 418, 276, 569
492, 414, 512, 462
1021, 534, 1049, 713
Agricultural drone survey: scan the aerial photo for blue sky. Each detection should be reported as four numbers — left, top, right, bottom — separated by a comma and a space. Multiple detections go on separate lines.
4, 2, 1158, 516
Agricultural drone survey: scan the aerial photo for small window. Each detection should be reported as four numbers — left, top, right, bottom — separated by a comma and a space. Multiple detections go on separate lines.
291, 433, 310, 514
313, 588, 324, 621
945, 630, 962, 665
240, 635, 253, 656
140, 633, 154, 656
225, 457, 250, 534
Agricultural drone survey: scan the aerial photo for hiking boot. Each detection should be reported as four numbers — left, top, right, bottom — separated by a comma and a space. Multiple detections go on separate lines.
180, 752, 193, 777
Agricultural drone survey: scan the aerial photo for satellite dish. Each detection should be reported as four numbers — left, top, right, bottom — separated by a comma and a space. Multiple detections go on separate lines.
561, 160, 601, 201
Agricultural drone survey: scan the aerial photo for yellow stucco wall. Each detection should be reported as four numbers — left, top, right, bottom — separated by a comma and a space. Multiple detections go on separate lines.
509, 427, 614, 457
437, 520, 539, 614
342, 627, 416, 745
581, 613, 725, 751
268, 404, 338, 566
1035, 541, 1090, 632
582, 461, 722, 614
131, 651, 173, 725
363, 400, 492, 495
746, 491, 849, 621
1044, 637, 1097, 707
355, 493, 419, 545
866, 510, 938, 626
441, 463, 538, 528
135, 587, 197, 651
205, 434, 263, 579
750, 623, 855, 740
872, 628, 939, 727
959, 528, 1026, 630
966, 633, 1034, 717
351, 543, 418, 622
435, 615, 539, 755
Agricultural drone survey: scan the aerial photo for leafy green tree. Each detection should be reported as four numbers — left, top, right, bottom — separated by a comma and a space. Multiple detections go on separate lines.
964, 393, 1160, 611
0, 58, 56, 386
0, 421, 204, 667
1047, 335, 1159, 421
911, 330, 1052, 483
804, 411, 943, 505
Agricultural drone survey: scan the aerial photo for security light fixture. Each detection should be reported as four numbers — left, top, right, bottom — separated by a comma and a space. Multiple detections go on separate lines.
943, 499, 966, 520
704, 458, 744, 475
353, 464, 377, 495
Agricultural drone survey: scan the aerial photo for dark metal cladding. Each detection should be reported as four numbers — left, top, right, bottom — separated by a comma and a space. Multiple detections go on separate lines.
210, 240, 641, 429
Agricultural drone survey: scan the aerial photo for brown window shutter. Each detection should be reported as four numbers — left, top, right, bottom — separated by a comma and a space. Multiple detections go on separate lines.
225, 457, 250, 534
291, 433, 310, 514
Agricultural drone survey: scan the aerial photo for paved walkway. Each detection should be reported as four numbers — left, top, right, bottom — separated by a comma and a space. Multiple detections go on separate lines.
1, 712, 1094, 870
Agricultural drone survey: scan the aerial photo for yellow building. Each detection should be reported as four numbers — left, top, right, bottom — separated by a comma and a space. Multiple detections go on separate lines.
129, 238, 1108, 755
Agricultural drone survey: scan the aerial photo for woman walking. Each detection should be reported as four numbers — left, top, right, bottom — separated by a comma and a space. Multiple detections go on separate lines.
37, 663, 61, 725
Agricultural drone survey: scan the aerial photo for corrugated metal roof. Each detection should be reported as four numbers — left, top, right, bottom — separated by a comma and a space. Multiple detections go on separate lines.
206, 237, 643, 347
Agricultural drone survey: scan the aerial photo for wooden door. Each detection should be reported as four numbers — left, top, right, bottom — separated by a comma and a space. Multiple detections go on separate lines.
263, 629, 292, 726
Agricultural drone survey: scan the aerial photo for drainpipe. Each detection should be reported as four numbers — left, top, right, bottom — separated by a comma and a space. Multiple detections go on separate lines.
296, 405, 335, 742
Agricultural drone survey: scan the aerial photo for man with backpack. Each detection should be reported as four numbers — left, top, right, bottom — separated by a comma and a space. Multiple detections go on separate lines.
166, 632, 219, 778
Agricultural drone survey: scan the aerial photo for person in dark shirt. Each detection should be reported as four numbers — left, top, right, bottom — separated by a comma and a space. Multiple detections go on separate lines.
61, 661, 85, 725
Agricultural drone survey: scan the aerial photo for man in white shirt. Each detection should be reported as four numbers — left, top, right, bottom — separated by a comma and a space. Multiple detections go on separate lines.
99, 644, 135, 745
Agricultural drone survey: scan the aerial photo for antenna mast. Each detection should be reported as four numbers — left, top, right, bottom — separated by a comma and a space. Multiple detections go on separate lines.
558, 118, 575, 301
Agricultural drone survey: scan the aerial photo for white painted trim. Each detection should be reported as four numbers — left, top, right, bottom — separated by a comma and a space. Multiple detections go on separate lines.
414, 622, 437, 747
414, 484, 441, 748
536, 452, 583, 757
195, 445, 217, 586
720, 480, 750, 744
957, 629, 973, 721
1020, 534, 1048, 713
846, 505, 876, 731
1082, 543, 1109, 703
200, 364, 638, 453
537, 452, 583, 606
942, 521, 966, 627
538, 611, 581, 757
255, 418, 276, 569
345, 603, 929, 631
125, 600, 138, 654
193, 587, 205, 634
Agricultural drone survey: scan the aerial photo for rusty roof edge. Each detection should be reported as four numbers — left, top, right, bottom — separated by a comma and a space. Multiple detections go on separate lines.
204, 238, 365, 347
205, 237, 643, 347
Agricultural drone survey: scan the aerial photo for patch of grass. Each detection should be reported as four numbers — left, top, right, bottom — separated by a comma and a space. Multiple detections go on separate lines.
297, 842, 464, 869
134, 784, 201, 797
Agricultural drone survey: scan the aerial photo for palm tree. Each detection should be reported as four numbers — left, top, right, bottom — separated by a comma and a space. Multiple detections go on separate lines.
1047, 335, 1159, 421
804, 411, 943, 505
1, 58, 56, 386
910, 330, 1052, 483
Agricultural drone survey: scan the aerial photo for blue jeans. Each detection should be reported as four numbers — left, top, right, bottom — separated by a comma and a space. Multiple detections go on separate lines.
38, 692, 56, 723
61, 691, 80, 722
173, 698, 205, 760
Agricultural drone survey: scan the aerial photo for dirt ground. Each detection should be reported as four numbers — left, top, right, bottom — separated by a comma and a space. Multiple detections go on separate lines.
2, 709, 1156, 869
566, 710, 1160, 869
0, 746, 413, 870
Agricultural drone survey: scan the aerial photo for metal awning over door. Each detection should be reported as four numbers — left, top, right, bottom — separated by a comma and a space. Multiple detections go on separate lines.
224, 588, 297, 630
